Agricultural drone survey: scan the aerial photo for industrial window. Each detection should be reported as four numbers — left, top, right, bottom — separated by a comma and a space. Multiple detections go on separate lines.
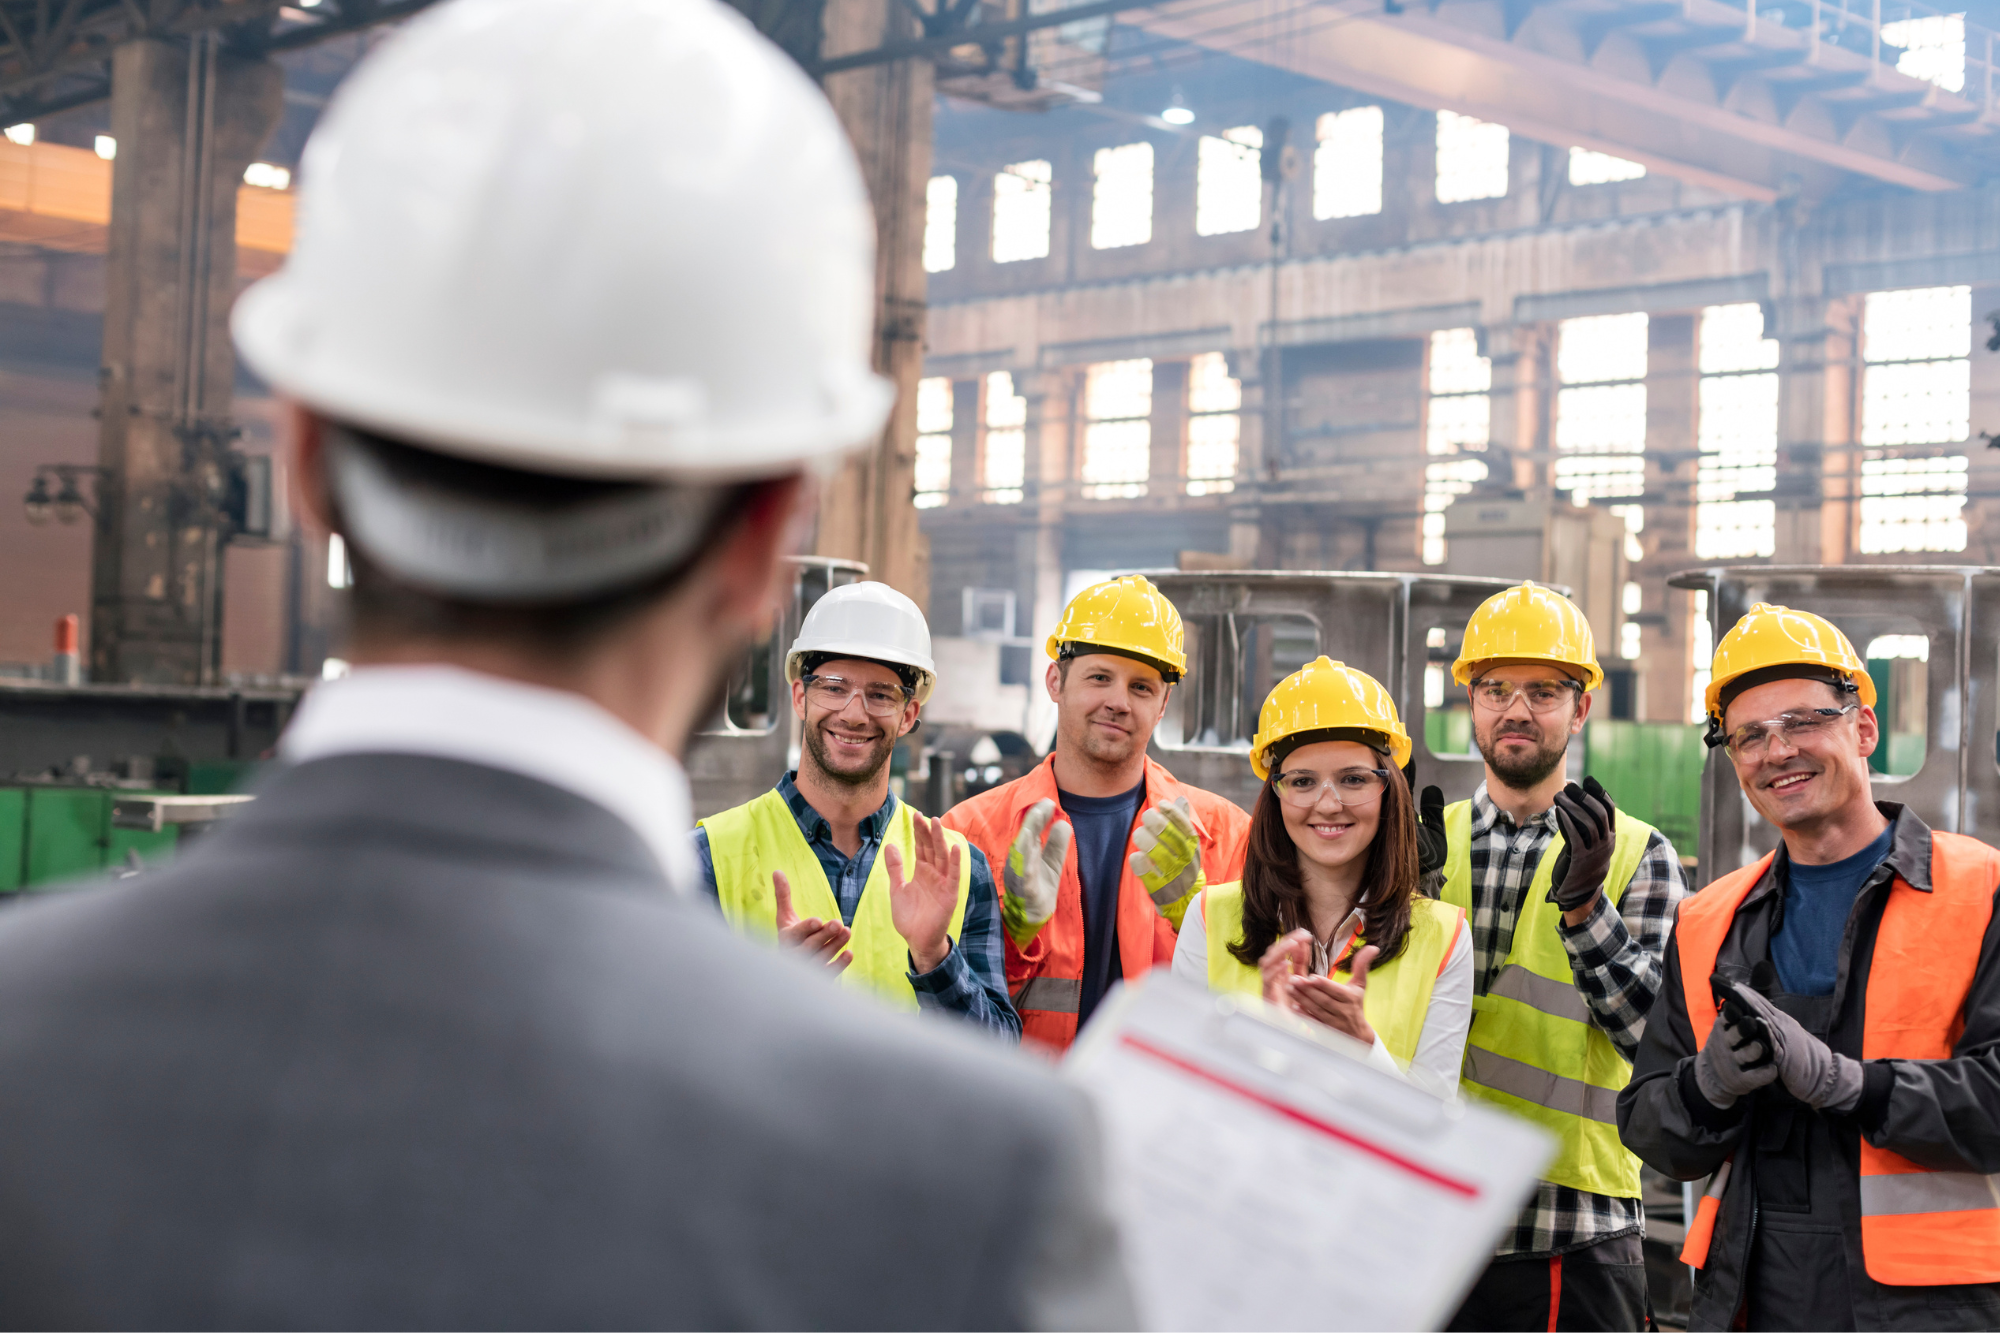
1195, 126, 1262, 237
982, 371, 1027, 504
992, 160, 1052, 263
1091, 142, 1153, 250
1186, 352, 1240, 496
243, 162, 291, 190
1860, 286, 1970, 554
1081, 359, 1152, 499
3, 123, 32, 146
327, 534, 352, 590
1554, 312, 1647, 501
1695, 303, 1778, 560
1313, 107, 1383, 220
914, 376, 953, 509
1882, 12, 1965, 92
1568, 147, 1644, 185
1422, 328, 1491, 565
1620, 581, 1643, 660
924, 175, 957, 273
1434, 111, 1508, 203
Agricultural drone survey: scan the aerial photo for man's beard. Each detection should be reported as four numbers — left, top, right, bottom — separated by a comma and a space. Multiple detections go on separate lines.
1069, 711, 1139, 765
1476, 722, 1569, 790
803, 721, 895, 788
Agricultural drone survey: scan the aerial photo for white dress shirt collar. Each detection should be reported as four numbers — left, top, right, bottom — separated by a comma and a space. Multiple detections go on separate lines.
279, 664, 694, 890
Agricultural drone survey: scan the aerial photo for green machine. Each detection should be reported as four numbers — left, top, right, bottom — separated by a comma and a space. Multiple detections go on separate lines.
0, 782, 260, 893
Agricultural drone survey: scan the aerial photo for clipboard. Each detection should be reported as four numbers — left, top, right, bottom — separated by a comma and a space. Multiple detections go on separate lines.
1065, 973, 1555, 1332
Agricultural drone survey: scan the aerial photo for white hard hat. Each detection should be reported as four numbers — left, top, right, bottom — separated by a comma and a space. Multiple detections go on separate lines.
232, 0, 893, 483
787, 582, 936, 705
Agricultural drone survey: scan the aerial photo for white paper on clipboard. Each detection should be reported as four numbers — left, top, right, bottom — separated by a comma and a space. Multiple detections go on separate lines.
1065, 974, 1554, 1332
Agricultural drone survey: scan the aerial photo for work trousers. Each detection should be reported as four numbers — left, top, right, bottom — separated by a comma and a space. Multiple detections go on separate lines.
1446, 1232, 1649, 1332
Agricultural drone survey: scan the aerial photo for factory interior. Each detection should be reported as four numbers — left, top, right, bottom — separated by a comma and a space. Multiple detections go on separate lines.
0, 0, 1995, 1323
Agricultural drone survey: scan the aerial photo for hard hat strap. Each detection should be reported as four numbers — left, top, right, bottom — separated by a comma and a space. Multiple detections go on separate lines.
1056, 642, 1183, 683
1714, 664, 1859, 722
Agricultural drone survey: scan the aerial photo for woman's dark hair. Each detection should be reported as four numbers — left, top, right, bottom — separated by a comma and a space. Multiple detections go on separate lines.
1227, 746, 1419, 971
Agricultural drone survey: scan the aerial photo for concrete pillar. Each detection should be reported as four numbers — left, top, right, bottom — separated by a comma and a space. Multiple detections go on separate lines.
1772, 294, 1860, 565
949, 378, 980, 509
1023, 368, 1070, 751
1229, 350, 1269, 564
1149, 359, 1188, 495
818, 0, 934, 603
92, 36, 281, 686
1639, 314, 1698, 722
1484, 323, 1551, 499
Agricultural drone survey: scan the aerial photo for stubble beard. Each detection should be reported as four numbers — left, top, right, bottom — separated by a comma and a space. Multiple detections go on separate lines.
1476, 723, 1569, 791
804, 722, 894, 789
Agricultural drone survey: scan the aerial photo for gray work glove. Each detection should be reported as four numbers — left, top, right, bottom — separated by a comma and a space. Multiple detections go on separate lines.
1692, 983, 1779, 1108
1548, 776, 1616, 913
1717, 980, 1865, 1114
1002, 799, 1071, 950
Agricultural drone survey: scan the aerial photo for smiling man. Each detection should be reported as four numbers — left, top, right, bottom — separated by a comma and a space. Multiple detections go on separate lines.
1438, 581, 1688, 1333
696, 581, 1017, 1038
944, 575, 1250, 1052
1619, 604, 2000, 1330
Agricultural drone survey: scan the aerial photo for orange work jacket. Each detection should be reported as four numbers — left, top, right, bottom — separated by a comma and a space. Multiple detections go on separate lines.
1676, 831, 2000, 1287
943, 754, 1250, 1052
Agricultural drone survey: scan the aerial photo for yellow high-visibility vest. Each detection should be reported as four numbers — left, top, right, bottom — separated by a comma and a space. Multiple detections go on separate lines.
1441, 799, 1653, 1199
701, 790, 971, 1011
1202, 882, 1465, 1068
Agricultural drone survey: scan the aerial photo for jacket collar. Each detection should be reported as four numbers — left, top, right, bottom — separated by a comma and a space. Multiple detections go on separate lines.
1760, 800, 1928, 902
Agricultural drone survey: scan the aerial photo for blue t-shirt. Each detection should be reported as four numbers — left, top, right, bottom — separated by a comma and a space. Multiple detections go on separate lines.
1771, 823, 1895, 998
1059, 779, 1146, 1028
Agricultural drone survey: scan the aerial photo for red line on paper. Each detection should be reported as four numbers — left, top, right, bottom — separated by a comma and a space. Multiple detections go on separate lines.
1118, 1032, 1482, 1199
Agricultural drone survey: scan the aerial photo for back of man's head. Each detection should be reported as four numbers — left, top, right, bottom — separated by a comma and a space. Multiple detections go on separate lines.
233, 0, 891, 671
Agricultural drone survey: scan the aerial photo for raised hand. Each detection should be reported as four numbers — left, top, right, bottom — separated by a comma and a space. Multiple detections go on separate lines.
1128, 796, 1204, 929
887, 813, 962, 975
1001, 799, 1071, 949
772, 870, 852, 973
1257, 929, 1315, 1013
1548, 775, 1617, 918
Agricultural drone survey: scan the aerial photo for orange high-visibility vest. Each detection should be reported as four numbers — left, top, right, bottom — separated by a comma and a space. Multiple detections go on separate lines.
1675, 831, 2000, 1286
943, 754, 1250, 1051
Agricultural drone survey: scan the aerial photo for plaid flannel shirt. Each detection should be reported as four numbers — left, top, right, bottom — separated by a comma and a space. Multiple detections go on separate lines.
693, 774, 1020, 1041
1464, 781, 1688, 1256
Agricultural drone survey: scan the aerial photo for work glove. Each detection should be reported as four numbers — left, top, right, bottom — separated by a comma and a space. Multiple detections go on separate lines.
1415, 785, 1448, 878
1716, 979, 1865, 1114
1001, 799, 1071, 950
1548, 776, 1616, 914
1692, 978, 1778, 1108
1128, 797, 1204, 930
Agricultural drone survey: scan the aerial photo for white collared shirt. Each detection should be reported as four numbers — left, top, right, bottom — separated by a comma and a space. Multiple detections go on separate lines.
279, 665, 695, 889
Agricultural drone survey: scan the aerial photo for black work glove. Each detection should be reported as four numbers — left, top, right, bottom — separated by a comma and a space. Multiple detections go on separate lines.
1547, 776, 1616, 913
1415, 785, 1448, 878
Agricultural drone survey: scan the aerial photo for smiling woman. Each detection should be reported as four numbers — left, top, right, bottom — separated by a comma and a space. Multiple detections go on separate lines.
1173, 657, 1472, 1096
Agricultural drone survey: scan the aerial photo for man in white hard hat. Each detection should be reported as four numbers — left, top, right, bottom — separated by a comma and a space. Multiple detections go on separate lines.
0, 1, 1132, 1327
695, 581, 1016, 1037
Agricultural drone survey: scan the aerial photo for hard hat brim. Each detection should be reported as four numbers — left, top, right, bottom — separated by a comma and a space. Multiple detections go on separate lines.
1452, 655, 1606, 693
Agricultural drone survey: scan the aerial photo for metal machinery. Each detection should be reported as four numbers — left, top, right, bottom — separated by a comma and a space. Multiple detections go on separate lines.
1672, 565, 2000, 889
1141, 570, 1538, 814
684, 556, 869, 820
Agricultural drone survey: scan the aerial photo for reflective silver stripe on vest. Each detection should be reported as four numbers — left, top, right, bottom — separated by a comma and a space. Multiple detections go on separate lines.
1487, 964, 1594, 1025
1860, 1171, 2000, 1217
1464, 1047, 1622, 1125
1014, 976, 1082, 1014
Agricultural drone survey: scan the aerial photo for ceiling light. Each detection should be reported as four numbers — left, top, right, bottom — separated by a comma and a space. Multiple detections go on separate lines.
1161, 87, 1194, 125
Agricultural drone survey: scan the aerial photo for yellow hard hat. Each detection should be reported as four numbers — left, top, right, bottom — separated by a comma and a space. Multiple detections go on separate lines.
1704, 602, 1876, 724
1452, 581, 1604, 692
1046, 574, 1188, 681
1249, 656, 1412, 779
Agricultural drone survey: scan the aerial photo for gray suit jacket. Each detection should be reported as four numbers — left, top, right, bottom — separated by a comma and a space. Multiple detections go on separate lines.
0, 754, 1135, 1330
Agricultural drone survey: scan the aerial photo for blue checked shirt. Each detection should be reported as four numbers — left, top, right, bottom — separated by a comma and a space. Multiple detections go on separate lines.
692, 774, 1019, 1041
1464, 781, 1688, 1257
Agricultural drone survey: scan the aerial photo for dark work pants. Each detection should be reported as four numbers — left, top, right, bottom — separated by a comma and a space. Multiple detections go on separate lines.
1446, 1232, 1649, 1332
